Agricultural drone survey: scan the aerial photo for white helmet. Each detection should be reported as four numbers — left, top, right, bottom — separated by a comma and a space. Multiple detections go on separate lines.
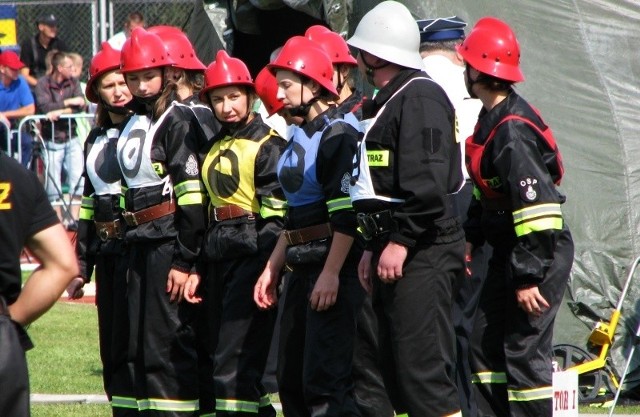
347, 1, 423, 70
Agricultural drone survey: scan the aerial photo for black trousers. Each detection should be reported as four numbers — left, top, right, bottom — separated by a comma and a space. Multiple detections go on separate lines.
208, 256, 277, 417
470, 227, 574, 417
120, 241, 199, 417
352, 293, 395, 417
0, 311, 32, 417
277, 266, 365, 417
372, 239, 464, 417
94, 248, 132, 403
454, 181, 490, 417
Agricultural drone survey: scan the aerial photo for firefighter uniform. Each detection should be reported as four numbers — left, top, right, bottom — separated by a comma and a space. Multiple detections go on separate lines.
276, 107, 365, 417
464, 90, 574, 417
338, 88, 395, 417
0, 152, 58, 417
76, 119, 133, 409
200, 114, 286, 417
349, 67, 465, 416
115, 100, 207, 416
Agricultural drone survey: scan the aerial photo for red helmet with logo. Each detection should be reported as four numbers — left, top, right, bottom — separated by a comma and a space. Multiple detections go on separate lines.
267, 36, 338, 98
147, 25, 206, 71
120, 27, 174, 74
456, 17, 524, 83
255, 67, 284, 116
86, 42, 121, 103
307, 29, 356, 66
199, 50, 253, 101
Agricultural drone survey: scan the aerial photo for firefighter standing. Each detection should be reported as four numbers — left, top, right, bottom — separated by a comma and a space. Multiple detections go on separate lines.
148, 25, 221, 417
458, 17, 574, 417
306, 24, 394, 417
192, 50, 287, 417
347, 2, 464, 416
115, 27, 207, 416
72, 41, 134, 408
254, 35, 365, 417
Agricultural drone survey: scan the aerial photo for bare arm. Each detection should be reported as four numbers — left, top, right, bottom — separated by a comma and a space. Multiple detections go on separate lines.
1, 104, 35, 121
8, 223, 79, 325
20, 67, 38, 87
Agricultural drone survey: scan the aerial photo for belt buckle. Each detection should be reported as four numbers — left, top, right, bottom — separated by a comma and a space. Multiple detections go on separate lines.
123, 211, 138, 226
356, 213, 375, 241
213, 207, 223, 222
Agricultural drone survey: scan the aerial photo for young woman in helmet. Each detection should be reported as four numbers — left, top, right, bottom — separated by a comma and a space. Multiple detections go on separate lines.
254, 35, 365, 417
306, 25, 393, 417
116, 27, 207, 416
305, 26, 363, 118
147, 25, 221, 147
191, 49, 287, 417
68, 41, 133, 408
459, 17, 573, 417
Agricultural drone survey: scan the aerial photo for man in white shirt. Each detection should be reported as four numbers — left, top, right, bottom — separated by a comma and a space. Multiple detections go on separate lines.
417, 15, 485, 417
107, 12, 144, 50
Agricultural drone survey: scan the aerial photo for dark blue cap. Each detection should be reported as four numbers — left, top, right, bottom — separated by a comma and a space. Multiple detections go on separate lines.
417, 16, 466, 43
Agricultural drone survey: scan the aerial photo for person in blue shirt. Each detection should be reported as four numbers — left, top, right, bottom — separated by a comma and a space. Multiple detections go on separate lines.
0, 50, 35, 166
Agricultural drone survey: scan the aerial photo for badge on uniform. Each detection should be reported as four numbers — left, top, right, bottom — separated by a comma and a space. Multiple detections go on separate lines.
341, 172, 351, 194
519, 176, 539, 202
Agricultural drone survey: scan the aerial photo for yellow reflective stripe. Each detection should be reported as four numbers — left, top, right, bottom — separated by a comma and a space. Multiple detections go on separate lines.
508, 386, 553, 402
137, 398, 199, 412
471, 371, 507, 384
514, 217, 563, 237
445, 412, 462, 417
366, 150, 389, 166
216, 398, 259, 413
200, 413, 216, 417
513, 203, 563, 236
111, 396, 138, 409
260, 205, 285, 219
178, 193, 205, 206
327, 197, 352, 213
174, 180, 204, 198
260, 196, 286, 218
79, 207, 94, 220
262, 196, 286, 210
512, 203, 562, 223
259, 395, 271, 407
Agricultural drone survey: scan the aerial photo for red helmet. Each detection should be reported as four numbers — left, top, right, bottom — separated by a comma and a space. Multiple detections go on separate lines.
86, 42, 121, 103
307, 30, 356, 66
147, 25, 205, 71
267, 36, 338, 98
304, 25, 331, 39
120, 27, 174, 74
200, 50, 253, 101
456, 17, 524, 83
255, 67, 284, 116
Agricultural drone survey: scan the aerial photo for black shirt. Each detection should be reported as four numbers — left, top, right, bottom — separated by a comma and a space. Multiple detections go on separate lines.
19, 34, 68, 80
0, 152, 59, 304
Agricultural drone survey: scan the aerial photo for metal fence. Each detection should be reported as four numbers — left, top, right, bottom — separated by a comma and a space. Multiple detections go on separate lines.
0, 0, 196, 79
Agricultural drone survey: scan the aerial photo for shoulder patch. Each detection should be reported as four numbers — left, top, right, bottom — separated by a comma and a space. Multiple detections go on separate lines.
340, 172, 351, 194
185, 154, 199, 176
519, 176, 539, 202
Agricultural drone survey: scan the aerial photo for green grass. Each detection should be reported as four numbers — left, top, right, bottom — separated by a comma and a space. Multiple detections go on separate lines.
28, 303, 103, 394
20, 273, 640, 416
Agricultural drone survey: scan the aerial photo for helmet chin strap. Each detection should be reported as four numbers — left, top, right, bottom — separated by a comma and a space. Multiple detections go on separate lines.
465, 63, 479, 99
360, 51, 390, 86
219, 101, 251, 132
288, 85, 320, 118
